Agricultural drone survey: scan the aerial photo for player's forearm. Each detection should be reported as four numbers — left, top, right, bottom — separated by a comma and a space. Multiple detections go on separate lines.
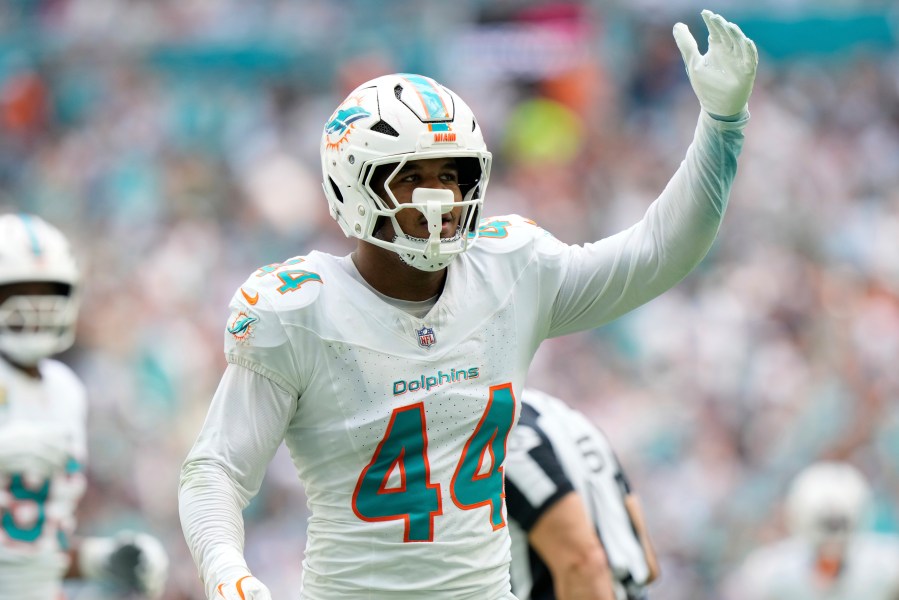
556, 113, 746, 333
633, 111, 745, 281
179, 460, 253, 599
662, 109, 746, 226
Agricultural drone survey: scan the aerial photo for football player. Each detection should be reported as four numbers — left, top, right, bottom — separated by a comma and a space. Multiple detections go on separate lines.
505, 389, 659, 600
179, 10, 757, 600
723, 461, 899, 600
0, 213, 168, 599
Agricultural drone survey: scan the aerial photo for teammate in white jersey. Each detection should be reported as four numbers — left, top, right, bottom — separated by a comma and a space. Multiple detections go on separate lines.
179, 10, 758, 600
505, 389, 659, 600
722, 461, 899, 600
0, 214, 168, 599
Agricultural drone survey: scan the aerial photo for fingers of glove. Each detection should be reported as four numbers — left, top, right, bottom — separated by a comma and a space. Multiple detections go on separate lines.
99, 533, 168, 597
724, 22, 747, 64
714, 21, 735, 55
133, 534, 169, 598
105, 542, 144, 591
704, 11, 733, 53
746, 38, 759, 71
672, 22, 700, 69
700, 10, 722, 46
217, 576, 272, 600
743, 33, 759, 71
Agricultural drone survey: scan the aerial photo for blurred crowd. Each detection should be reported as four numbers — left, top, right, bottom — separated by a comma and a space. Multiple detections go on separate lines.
1, 0, 897, 598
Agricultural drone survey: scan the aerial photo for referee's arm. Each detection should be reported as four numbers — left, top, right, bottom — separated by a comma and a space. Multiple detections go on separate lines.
527, 491, 617, 600
505, 418, 617, 600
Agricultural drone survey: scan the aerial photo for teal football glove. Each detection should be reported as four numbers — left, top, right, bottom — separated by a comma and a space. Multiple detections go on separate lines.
673, 10, 758, 119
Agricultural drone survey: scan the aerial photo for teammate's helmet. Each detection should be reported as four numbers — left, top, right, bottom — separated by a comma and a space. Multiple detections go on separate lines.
321, 73, 492, 272
785, 461, 871, 551
0, 214, 80, 365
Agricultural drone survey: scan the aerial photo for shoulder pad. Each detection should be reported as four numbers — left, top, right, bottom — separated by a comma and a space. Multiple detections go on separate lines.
225, 255, 325, 351
473, 214, 564, 254
232, 254, 325, 314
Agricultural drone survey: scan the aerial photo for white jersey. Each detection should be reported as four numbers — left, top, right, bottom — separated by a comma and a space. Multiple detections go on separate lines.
179, 112, 747, 600
723, 534, 899, 600
505, 390, 652, 600
0, 357, 88, 600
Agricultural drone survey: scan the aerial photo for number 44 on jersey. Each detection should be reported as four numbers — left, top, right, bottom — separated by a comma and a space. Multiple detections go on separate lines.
352, 384, 516, 542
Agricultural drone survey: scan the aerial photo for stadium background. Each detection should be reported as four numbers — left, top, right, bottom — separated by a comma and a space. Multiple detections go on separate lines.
1, 0, 897, 597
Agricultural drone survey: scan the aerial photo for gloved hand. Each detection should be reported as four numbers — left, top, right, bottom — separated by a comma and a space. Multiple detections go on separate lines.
673, 9, 759, 118
0, 421, 70, 479
216, 575, 273, 600
80, 531, 169, 598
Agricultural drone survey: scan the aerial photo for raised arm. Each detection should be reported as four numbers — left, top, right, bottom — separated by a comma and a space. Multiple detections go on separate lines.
548, 11, 758, 337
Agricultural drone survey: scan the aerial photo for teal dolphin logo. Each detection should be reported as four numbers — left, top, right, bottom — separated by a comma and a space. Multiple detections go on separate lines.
227, 313, 258, 337
325, 106, 371, 136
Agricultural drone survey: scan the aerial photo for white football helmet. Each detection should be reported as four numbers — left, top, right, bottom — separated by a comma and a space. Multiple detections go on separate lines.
321, 73, 492, 271
785, 461, 871, 551
0, 213, 80, 365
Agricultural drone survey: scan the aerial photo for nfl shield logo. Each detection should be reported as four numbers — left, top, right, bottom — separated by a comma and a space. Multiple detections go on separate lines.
416, 326, 436, 349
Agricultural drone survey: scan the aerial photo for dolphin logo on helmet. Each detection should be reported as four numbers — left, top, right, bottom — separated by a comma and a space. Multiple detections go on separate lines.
320, 74, 492, 272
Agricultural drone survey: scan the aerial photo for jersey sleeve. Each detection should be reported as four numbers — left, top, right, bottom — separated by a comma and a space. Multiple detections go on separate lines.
547, 111, 747, 337
224, 275, 302, 397
504, 403, 575, 531
178, 364, 296, 599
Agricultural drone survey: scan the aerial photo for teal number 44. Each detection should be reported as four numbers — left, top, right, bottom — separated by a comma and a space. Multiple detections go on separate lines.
352, 384, 516, 542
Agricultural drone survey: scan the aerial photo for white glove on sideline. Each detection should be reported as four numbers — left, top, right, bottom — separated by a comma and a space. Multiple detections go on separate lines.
673, 9, 759, 118
216, 575, 273, 600
80, 532, 169, 598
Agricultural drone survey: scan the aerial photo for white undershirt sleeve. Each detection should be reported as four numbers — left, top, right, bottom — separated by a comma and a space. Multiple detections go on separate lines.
548, 111, 748, 337
178, 364, 297, 599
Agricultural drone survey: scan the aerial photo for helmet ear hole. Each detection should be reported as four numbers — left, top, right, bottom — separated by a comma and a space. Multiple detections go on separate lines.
370, 120, 400, 137
455, 157, 482, 198
329, 177, 344, 203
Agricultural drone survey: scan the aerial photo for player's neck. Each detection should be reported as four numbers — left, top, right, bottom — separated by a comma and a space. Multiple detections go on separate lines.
352, 244, 447, 301
1, 353, 42, 379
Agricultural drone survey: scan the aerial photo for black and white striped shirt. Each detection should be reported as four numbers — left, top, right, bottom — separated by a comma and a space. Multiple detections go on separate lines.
505, 389, 653, 600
